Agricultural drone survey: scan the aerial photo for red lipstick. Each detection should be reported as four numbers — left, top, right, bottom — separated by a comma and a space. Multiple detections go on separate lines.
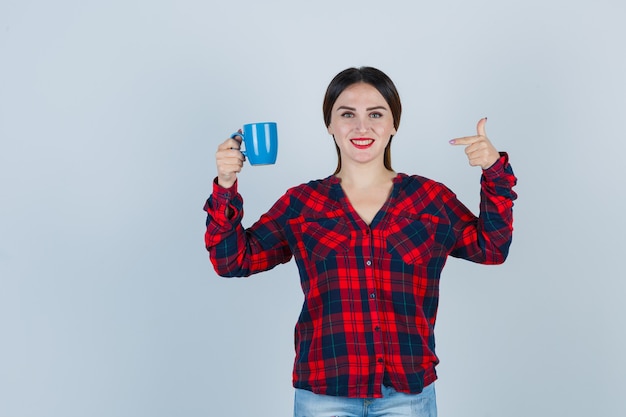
350, 138, 374, 149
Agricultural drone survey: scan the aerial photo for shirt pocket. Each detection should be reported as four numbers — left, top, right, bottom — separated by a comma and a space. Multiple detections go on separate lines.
299, 217, 350, 263
386, 213, 441, 265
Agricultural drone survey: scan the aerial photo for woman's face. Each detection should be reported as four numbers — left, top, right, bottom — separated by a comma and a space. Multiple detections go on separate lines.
327, 82, 396, 167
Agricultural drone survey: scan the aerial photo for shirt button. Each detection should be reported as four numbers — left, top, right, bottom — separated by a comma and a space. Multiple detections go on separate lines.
366, 260, 372, 266
375, 326, 381, 332
377, 357, 384, 364
369, 293, 376, 299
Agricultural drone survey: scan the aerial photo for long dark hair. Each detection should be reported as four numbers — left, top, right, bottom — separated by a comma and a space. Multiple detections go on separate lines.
322, 67, 402, 174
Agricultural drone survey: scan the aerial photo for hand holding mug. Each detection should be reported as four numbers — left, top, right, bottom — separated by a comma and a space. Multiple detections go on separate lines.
215, 122, 279, 188
216, 133, 245, 188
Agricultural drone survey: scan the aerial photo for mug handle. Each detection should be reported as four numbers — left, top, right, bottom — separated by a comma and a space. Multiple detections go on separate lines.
230, 131, 247, 157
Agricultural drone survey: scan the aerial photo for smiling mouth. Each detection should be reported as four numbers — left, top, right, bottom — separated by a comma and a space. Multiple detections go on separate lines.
350, 138, 374, 149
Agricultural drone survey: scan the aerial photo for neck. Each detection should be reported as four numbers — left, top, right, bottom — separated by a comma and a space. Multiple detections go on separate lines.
336, 163, 396, 188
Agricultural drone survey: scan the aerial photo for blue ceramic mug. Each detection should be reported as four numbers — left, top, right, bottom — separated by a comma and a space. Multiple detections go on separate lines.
230, 122, 278, 165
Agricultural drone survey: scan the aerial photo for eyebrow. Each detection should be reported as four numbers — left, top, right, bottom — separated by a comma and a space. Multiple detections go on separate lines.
336, 105, 389, 111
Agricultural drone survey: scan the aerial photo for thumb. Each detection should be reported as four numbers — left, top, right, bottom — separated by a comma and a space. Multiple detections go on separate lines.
477, 117, 488, 137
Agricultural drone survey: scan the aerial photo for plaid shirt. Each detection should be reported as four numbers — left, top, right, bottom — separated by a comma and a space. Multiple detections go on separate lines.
204, 154, 517, 398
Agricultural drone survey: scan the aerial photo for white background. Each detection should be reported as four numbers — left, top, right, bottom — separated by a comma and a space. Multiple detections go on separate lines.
1, 0, 625, 416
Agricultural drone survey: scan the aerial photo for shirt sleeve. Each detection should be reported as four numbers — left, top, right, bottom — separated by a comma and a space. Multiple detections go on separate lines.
203, 178, 293, 277
448, 152, 518, 264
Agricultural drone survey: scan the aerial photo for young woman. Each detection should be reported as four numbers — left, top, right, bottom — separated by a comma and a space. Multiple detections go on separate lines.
204, 67, 517, 417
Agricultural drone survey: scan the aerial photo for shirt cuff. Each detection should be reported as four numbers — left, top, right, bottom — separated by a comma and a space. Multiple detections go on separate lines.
212, 177, 238, 199
482, 152, 509, 179
204, 177, 242, 224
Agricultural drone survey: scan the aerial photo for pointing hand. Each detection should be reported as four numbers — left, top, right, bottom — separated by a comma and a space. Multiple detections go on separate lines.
449, 118, 500, 170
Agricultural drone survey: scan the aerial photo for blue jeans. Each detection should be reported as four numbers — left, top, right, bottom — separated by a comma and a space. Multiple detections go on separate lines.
293, 383, 437, 417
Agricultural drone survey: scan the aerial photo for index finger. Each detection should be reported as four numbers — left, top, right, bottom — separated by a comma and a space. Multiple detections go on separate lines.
218, 136, 243, 151
449, 135, 481, 146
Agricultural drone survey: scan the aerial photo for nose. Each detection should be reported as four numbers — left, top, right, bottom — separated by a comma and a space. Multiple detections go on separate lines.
355, 115, 370, 133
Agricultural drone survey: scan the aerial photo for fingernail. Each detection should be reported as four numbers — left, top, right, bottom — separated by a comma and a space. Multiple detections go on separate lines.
449, 139, 455, 144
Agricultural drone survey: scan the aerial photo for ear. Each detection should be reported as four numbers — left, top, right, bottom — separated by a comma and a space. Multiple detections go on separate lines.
327, 125, 334, 136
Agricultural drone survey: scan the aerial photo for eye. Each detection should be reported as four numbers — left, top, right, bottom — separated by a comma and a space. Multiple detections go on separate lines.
341, 112, 355, 118
369, 112, 383, 119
